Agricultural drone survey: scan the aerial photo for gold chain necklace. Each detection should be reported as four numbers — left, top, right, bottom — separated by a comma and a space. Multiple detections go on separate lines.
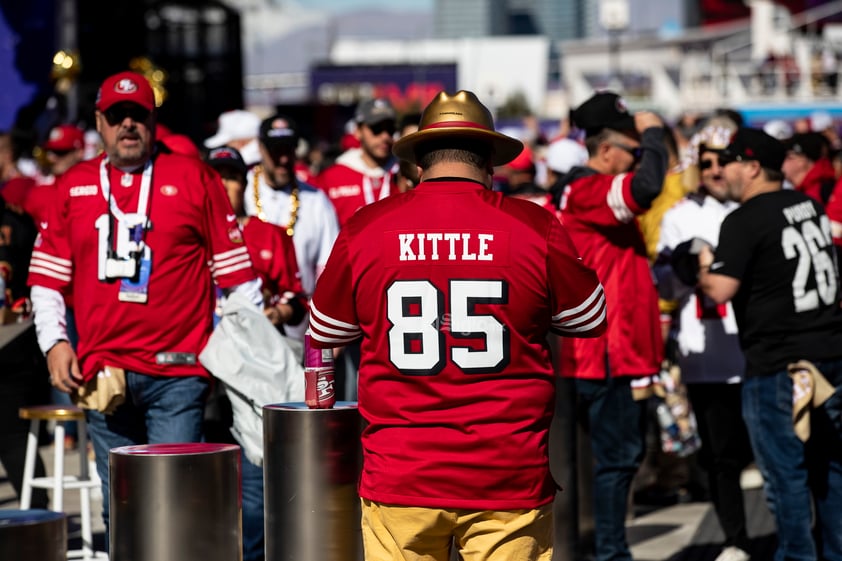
253, 165, 299, 237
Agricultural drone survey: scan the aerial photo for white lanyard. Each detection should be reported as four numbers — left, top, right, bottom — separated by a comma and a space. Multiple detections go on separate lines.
362, 171, 391, 206
99, 158, 153, 223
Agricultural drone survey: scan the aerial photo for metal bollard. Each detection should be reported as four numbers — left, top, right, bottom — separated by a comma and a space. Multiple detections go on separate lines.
109, 442, 241, 561
264, 402, 363, 561
0, 509, 66, 561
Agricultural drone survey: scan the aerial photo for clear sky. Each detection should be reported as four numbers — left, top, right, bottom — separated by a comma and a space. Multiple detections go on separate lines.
297, 0, 433, 12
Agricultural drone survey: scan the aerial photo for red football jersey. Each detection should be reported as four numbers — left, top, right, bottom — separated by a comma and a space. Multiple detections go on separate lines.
309, 179, 606, 510
557, 171, 663, 379
28, 152, 256, 380
242, 218, 303, 298
313, 157, 400, 228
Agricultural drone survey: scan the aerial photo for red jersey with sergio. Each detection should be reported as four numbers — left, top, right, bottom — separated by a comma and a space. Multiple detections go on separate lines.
28, 152, 256, 381
558, 171, 663, 379
309, 180, 606, 510
313, 156, 400, 228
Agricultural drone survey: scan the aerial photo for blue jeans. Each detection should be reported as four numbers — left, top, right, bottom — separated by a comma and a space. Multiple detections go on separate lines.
742, 359, 842, 561
86, 372, 209, 550
242, 451, 265, 561
576, 377, 647, 561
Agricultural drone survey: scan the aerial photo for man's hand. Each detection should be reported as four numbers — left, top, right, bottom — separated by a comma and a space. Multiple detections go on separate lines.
264, 303, 293, 326
46, 341, 82, 393
635, 111, 664, 133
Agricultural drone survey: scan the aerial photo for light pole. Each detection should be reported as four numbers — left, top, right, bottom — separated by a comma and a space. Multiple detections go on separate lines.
599, 0, 629, 92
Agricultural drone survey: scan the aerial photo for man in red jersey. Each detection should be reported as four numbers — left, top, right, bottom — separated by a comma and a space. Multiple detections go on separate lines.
549, 91, 668, 561
28, 71, 262, 540
313, 97, 401, 227
307, 90, 607, 561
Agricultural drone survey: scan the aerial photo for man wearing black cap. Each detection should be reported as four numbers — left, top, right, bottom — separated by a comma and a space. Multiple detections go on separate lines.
698, 127, 842, 561
782, 131, 834, 203
245, 114, 339, 343
313, 97, 401, 228
550, 91, 668, 561
306, 90, 607, 561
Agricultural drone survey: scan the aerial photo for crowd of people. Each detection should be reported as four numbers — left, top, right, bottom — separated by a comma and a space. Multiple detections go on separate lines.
1, 69, 842, 561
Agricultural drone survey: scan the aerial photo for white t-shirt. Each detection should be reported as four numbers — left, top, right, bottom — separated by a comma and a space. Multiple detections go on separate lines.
656, 193, 745, 384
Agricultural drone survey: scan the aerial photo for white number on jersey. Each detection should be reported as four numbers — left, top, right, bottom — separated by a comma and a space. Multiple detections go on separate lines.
94, 213, 151, 281
386, 279, 510, 375
781, 216, 838, 312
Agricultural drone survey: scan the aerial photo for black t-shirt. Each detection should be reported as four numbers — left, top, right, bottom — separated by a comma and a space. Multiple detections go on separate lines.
714, 189, 842, 376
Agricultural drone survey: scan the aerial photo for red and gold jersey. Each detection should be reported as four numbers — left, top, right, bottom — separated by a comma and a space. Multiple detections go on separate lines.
28, 152, 256, 380
309, 179, 605, 510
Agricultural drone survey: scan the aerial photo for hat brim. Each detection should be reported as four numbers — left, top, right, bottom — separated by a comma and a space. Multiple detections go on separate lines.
208, 159, 247, 175
393, 127, 523, 166
204, 131, 232, 149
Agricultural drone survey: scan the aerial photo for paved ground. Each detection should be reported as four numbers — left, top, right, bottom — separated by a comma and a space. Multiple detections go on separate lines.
1, 444, 776, 561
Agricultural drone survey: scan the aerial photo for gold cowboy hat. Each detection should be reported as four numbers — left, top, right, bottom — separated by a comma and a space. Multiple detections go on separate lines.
393, 90, 523, 166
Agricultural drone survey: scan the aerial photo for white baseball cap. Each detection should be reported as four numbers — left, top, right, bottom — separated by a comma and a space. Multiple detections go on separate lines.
204, 110, 261, 148
545, 138, 588, 174
762, 119, 793, 141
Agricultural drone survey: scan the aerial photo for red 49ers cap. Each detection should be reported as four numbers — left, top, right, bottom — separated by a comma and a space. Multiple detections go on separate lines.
95, 71, 156, 113
43, 124, 84, 152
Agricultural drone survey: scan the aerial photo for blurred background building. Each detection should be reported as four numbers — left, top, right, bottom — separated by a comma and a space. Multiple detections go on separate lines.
2, 0, 842, 148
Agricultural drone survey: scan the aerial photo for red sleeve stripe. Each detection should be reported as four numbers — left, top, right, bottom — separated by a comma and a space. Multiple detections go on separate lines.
309, 303, 361, 344
606, 173, 634, 223
30, 251, 73, 282
552, 284, 607, 333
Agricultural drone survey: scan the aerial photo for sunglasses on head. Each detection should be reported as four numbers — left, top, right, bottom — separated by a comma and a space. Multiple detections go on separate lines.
366, 122, 396, 136
610, 142, 642, 160
103, 105, 151, 126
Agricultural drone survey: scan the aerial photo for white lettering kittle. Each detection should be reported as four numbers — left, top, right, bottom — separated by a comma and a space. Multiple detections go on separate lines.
69, 185, 98, 197
398, 232, 494, 262
783, 201, 817, 224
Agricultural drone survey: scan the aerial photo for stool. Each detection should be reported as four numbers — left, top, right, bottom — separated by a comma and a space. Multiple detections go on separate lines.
19, 404, 103, 560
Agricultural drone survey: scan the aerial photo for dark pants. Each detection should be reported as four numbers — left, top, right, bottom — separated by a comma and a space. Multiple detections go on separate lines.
687, 382, 753, 551
743, 360, 842, 561
576, 376, 647, 561
0, 324, 50, 508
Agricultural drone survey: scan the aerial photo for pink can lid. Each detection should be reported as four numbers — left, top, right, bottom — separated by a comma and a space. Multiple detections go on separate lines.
110, 443, 240, 456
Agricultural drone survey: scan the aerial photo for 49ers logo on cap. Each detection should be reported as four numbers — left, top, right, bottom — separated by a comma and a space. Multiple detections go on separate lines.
114, 78, 140, 95
615, 96, 628, 113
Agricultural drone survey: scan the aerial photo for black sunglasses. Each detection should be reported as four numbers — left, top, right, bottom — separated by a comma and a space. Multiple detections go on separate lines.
610, 142, 642, 160
47, 148, 75, 157
367, 122, 396, 136
104, 105, 151, 126
698, 158, 721, 170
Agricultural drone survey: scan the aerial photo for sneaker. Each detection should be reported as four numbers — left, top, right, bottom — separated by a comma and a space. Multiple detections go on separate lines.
714, 546, 750, 561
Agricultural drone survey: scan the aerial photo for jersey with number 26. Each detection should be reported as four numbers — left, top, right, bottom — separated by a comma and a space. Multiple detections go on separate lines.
714, 189, 842, 376
309, 179, 606, 510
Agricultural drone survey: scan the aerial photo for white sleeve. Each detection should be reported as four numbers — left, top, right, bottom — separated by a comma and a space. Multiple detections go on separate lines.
226, 277, 264, 308
317, 190, 340, 269
31, 285, 68, 354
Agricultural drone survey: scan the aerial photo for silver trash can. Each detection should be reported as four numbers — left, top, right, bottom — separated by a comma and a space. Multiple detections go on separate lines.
264, 402, 362, 561
110, 442, 241, 561
0, 509, 66, 561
